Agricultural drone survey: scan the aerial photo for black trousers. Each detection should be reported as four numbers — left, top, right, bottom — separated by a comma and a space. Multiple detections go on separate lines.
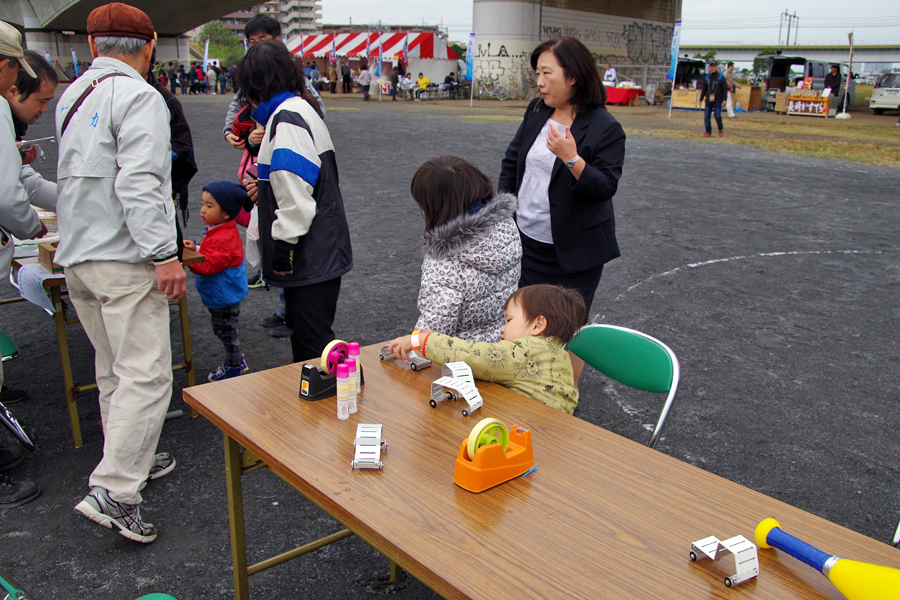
283, 277, 342, 363
342, 75, 351, 93
518, 231, 604, 321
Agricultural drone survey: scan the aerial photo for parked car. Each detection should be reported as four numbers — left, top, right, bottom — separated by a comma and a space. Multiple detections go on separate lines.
870, 72, 900, 115
761, 55, 855, 110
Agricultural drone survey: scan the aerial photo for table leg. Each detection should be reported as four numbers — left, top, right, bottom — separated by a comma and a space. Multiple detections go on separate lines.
389, 560, 403, 581
225, 433, 249, 600
51, 286, 82, 448
177, 296, 198, 418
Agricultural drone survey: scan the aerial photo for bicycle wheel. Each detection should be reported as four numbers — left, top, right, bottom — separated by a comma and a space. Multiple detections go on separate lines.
496, 85, 510, 101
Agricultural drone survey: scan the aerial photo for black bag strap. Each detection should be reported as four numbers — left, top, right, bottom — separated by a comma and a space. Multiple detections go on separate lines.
60, 73, 129, 137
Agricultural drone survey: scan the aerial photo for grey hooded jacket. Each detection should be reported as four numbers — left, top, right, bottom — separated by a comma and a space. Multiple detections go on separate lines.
414, 193, 522, 343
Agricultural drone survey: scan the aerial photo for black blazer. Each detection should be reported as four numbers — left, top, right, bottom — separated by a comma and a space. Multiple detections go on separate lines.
499, 99, 625, 274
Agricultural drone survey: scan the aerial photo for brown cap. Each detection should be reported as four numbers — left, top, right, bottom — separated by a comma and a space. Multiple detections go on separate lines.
0, 20, 37, 78
87, 3, 155, 42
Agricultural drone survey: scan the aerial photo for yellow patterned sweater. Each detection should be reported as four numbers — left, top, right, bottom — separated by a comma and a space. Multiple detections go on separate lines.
423, 332, 577, 414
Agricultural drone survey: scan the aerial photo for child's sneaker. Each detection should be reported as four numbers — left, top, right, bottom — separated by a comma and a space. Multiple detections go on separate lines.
208, 363, 243, 382
239, 354, 250, 374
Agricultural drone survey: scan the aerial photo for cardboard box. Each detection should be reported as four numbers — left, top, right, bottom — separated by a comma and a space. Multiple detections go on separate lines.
38, 241, 64, 274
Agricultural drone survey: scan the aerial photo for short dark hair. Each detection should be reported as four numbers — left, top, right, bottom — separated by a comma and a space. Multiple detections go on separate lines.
233, 39, 303, 106
530, 36, 606, 111
245, 14, 280, 39
505, 285, 586, 344
14, 50, 57, 99
410, 155, 493, 231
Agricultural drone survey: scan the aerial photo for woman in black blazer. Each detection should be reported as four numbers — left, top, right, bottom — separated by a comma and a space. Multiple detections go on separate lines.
499, 36, 626, 319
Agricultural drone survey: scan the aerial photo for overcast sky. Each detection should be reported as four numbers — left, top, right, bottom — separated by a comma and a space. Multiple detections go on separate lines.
321, 0, 900, 46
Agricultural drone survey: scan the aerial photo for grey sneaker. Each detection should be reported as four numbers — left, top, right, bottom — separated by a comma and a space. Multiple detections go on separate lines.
138, 452, 176, 491
74, 486, 157, 543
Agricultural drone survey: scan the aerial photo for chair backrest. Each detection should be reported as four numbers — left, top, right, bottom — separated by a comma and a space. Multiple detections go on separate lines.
567, 324, 680, 449
0, 331, 18, 362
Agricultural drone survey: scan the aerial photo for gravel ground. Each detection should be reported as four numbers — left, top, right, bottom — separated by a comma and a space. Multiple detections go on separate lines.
0, 89, 897, 599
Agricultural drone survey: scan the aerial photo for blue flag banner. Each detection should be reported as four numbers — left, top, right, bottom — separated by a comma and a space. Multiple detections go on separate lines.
667, 20, 681, 81
202, 39, 209, 72
71, 49, 80, 76
465, 33, 475, 82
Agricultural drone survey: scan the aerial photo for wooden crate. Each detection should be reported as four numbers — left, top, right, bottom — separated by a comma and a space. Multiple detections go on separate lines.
733, 85, 761, 111
671, 89, 701, 110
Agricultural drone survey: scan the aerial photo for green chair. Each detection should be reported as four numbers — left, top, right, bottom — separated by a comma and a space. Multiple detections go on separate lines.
567, 324, 680, 449
893, 519, 899, 548
0, 568, 33, 599
134, 594, 179, 600
0, 330, 18, 362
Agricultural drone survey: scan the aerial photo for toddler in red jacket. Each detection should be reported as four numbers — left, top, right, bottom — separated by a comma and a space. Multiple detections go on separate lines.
183, 181, 252, 381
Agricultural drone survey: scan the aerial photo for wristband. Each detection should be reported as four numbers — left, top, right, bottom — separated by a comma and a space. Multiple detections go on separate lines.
420, 332, 431, 354
411, 329, 422, 351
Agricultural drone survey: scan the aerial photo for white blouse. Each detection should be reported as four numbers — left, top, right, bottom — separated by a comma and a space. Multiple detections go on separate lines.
516, 119, 566, 244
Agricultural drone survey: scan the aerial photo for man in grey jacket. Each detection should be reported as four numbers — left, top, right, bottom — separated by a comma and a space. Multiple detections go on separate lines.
55, 3, 184, 543
0, 18, 43, 510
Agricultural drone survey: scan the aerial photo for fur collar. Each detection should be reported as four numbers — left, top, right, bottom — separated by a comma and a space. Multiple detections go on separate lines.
422, 193, 518, 260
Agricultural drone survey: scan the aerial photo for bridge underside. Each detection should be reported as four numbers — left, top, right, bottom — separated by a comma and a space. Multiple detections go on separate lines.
11, 0, 259, 36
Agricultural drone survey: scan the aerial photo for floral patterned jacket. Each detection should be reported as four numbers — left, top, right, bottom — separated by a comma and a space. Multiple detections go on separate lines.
423, 332, 577, 415
414, 193, 522, 343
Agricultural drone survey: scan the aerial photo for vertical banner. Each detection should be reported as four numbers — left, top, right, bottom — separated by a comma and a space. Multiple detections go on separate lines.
44, 50, 51, 64
71, 48, 80, 77
403, 34, 408, 67
329, 34, 336, 64
465, 33, 474, 82
667, 19, 681, 81
376, 34, 382, 77
202, 39, 209, 72
299, 34, 305, 58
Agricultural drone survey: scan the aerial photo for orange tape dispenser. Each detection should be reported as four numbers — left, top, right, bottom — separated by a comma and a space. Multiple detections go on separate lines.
453, 418, 535, 493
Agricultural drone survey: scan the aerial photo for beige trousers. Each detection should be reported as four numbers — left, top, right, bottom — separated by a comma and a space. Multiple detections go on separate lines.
65, 261, 172, 505
726, 90, 736, 118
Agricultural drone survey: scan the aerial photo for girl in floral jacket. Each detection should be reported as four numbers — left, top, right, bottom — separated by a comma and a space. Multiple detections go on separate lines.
410, 156, 522, 343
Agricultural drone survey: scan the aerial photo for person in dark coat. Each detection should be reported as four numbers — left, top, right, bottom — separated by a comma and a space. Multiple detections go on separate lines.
498, 35, 625, 384
699, 60, 728, 137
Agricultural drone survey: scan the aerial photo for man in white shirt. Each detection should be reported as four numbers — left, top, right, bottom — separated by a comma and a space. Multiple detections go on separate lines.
55, 3, 184, 543
603, 62, 617, 86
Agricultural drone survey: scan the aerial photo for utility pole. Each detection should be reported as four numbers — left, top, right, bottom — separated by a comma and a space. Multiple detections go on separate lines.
779, 10, 799, 46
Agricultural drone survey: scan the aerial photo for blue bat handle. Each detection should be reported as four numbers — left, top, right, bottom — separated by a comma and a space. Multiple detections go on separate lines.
767, 527, 834, 574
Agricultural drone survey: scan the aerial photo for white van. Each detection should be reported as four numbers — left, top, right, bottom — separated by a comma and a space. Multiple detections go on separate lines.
870, 72, 900, 115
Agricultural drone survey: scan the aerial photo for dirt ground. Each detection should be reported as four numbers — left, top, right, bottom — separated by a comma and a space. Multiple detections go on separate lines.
1, 89, 898, 599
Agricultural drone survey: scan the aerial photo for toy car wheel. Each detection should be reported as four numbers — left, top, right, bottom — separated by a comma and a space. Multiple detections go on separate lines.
462, 409, 469, 417
724, 577, 733, 588
429, 399, 437, 408
689, 551, 697, 562
379, 354, 385, 361
411, 363, 418, 371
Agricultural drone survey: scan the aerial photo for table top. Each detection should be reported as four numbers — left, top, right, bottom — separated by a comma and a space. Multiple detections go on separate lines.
182, 344, 899, 600
12, 249, 205, 288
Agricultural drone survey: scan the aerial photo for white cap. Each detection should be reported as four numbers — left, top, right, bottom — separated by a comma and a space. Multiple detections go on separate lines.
0, 20, 37, 79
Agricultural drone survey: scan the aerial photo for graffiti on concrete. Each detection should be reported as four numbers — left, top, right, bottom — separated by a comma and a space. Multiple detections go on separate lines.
540, 21, 673, 66
474, 43, 535, 99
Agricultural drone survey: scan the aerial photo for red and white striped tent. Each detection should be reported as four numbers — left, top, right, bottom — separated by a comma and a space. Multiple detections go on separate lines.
286, 32, 458, 61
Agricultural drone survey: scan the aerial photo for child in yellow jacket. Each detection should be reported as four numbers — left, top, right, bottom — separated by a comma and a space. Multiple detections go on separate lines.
389, 284, 585, 414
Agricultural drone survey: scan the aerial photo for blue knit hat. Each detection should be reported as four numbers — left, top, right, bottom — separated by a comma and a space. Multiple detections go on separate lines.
202, 181, 251, 220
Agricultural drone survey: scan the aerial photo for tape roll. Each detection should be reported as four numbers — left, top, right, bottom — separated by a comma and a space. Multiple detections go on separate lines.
466, 418, 509, 461
321, 340, 349, 375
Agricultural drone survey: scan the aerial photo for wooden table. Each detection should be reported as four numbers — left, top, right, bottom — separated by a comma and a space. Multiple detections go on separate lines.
4, 250, 203, 447
183, 344, 900, 600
